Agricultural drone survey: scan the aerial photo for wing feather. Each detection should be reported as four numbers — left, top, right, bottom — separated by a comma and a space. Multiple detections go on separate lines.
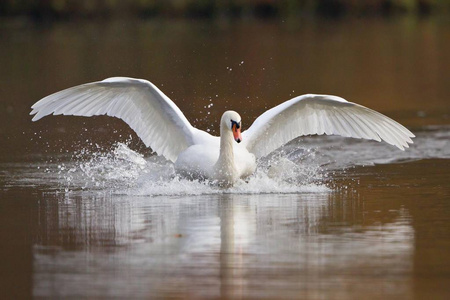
344, 109, 378, 141
31, 77, 201, 162
242, 94, 414, 158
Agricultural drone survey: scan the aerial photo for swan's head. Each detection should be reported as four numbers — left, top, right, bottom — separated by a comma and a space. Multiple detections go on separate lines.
221, 111, 242, 143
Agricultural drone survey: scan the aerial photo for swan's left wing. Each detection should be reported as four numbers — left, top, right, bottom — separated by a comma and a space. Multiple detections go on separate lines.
31, 77, 201, 162
242, 94, 415, 158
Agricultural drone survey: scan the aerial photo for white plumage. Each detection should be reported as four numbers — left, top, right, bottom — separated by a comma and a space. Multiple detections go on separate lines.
31, 77, 414, 185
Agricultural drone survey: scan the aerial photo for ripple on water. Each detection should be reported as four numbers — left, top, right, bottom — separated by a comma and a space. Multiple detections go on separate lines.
5, 125, 448, 196
58, 142, 329, 196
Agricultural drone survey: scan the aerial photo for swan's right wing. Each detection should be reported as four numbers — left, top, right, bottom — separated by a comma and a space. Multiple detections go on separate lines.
242, 94, 415, 158
31, 77, 201, 162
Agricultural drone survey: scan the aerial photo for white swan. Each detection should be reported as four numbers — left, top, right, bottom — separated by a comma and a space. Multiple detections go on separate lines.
30, 77, 414, 185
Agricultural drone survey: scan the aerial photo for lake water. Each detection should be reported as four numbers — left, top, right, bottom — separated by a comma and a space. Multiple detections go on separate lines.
1, 17, 449, 299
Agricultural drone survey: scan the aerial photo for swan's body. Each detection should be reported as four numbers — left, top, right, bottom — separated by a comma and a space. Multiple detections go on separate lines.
30, 77, 414, 185
174, 112, 256, 185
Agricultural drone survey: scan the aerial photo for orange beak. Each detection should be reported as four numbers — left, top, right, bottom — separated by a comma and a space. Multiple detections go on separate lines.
232, 124, 242, 143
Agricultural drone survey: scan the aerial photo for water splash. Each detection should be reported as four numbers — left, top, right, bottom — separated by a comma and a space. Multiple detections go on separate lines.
58, 142, 149, 191
56, 142, 328, 196
17, 125, 449, 195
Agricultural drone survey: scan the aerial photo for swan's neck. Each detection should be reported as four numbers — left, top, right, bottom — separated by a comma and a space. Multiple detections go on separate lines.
214, 126, 237, 185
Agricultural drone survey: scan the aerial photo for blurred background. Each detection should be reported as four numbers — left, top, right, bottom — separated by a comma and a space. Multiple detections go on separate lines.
1, 2, 450, 299
0, 0, 449, 161
1, 0, 450, 19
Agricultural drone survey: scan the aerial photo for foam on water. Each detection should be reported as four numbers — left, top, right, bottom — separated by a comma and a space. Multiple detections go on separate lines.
11, 125, 448, 196
55, 141, 329, 196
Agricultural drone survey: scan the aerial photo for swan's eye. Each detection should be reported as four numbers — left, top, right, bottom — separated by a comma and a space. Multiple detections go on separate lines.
231, 120, 241, 129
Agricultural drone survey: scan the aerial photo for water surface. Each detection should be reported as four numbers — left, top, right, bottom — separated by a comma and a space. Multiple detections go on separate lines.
1, 18, 449, 299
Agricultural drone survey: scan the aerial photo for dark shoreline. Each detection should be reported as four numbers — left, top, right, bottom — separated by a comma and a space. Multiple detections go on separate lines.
1, 0, 448, 23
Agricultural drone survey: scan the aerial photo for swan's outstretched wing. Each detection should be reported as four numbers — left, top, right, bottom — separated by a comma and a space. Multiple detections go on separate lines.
242, 94, 415, 158
31, 77, 200, 162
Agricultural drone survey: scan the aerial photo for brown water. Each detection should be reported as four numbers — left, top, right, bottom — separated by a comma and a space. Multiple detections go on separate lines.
1, 17, 450, 299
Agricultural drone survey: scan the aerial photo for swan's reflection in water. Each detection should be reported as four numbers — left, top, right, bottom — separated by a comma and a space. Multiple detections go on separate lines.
33, 190, 414, 299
